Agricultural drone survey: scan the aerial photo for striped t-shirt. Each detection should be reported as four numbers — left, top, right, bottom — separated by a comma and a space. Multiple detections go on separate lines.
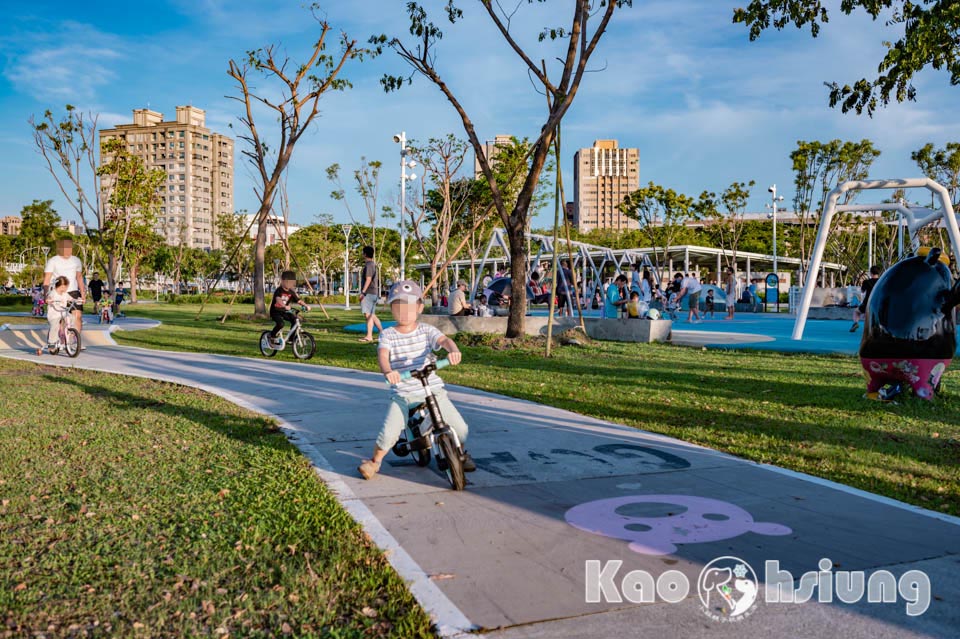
379, 323, 446, 396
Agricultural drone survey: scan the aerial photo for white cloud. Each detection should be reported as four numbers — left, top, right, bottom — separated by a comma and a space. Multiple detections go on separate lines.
2, 1, 958, 225
2, 22, 124, 103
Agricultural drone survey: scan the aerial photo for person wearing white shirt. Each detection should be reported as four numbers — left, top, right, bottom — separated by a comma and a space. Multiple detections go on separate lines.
677, 272, 703, 323
43, 238, 85, 337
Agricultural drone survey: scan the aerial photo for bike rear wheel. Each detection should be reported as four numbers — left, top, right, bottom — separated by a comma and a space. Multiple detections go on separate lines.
64, 328, 80, 358
292, 331, 316, 360
438, 433, 466, 491
259, 331, 279, 357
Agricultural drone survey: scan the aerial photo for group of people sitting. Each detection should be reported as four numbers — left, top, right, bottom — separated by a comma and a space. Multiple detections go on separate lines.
597, 266, 730, 323
442, 261, 742, 323
445, 280, 494, 317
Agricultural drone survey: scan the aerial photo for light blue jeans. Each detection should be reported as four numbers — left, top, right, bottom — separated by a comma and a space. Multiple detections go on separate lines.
376, 387, 469, 451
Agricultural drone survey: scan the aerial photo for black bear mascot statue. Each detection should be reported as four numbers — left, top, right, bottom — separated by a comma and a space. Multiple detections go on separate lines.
860, 247, 960, 400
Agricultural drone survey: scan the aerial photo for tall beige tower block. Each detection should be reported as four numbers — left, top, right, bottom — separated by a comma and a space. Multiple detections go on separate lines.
100, 106, 234, 250
573, 139, 639, 233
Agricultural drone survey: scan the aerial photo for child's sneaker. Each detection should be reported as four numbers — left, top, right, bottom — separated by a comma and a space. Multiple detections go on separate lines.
462, 452, 476, 473
849, 321, 859, 332
358, 459, 381, 480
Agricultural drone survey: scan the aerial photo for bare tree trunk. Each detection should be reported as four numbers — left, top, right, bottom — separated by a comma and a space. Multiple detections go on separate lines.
107, 255, 118, 299
253, 208, 270, 316
506, 223, 528, 338
130, 262, 139, 303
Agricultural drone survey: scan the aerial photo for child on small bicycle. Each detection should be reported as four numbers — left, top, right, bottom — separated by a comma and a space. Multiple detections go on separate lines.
98, 295, 114, 324
31, 287, 45, 317
358, 280, 476, 480
269, 270, 310, 346
41, 276, 72, 353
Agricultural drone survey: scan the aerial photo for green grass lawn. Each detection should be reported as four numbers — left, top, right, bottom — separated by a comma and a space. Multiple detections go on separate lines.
0, 357, 432, 638
111, 302, 960, 518
0, 317, 47, 324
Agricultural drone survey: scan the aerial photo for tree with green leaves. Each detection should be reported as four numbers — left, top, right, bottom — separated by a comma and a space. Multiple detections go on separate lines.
18, 200, 61, 250
383, 0, 632, 337
285, 217, 343, 295
700, 181, 756, 275
790, 139, 881, 283
734, 1, 960, 115
450, 137, 553, 290
406, 135, 471, 303
911, 142, 960, 205
228, 6, 377, 316
216, 210, 255, 291
326, 159, 389, 253
96, 139, 166, 300
620, 182, 699, 280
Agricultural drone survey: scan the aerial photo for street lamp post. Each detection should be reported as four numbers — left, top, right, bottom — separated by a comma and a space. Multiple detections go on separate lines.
342, 224, 353, 310
393, 132, 417, 279
766, 184, 785, 274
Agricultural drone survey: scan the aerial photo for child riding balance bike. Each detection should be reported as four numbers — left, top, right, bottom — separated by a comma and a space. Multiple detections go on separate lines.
357, 280, 476, 487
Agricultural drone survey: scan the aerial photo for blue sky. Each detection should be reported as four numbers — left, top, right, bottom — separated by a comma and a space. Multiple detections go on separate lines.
1, 0, 958, 228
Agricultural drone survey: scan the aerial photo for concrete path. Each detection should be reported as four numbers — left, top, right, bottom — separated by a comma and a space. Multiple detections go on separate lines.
0, 315, 160, 350
1, 340, 958, 638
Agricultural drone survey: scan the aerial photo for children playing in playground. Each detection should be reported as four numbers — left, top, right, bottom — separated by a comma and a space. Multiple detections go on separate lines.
474, 293, 493, 317
626, 290, 641, 318
665, 288, 681, 320
268, 270, 310, 346
357, 280, 475, 480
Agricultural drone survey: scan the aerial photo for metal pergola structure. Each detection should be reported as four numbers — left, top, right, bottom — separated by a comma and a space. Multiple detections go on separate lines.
792, 177, 960, 340
411, 229, 846, 303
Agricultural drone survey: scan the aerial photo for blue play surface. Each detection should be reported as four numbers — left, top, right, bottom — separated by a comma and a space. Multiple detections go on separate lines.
343, 314, 960, 357
675, 315, 864, 355
344, 321, 397, 334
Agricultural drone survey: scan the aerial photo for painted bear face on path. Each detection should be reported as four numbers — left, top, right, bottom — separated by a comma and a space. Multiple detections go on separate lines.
564, 495, 792, 555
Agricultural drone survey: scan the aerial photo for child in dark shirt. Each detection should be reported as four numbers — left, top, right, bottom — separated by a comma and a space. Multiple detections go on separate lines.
270, 271, 310, 345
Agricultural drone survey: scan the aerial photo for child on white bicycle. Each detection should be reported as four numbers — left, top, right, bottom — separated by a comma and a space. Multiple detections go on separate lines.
268, 270, 310, 346
42, 276, 73, 353
358, 280, 476, 480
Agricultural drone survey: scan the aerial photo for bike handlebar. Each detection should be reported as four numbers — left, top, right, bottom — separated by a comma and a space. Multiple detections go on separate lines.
392, 358, 450, 384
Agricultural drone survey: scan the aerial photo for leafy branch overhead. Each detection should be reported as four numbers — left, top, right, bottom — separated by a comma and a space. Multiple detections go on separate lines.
733, 0, 960, 115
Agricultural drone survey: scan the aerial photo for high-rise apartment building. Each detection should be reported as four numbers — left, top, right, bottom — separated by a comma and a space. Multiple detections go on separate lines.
573, 139, 639, 233
0, 216, 21, 236
474, 134, 514, 178
99, 106, 234, 250
244, 214, 302, 247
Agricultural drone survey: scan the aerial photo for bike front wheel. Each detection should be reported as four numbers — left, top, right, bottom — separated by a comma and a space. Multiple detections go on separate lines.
64, 328, 81, 358
259, 331, 279, 357
292, 331, 316, 360
438, 433, 466, 491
